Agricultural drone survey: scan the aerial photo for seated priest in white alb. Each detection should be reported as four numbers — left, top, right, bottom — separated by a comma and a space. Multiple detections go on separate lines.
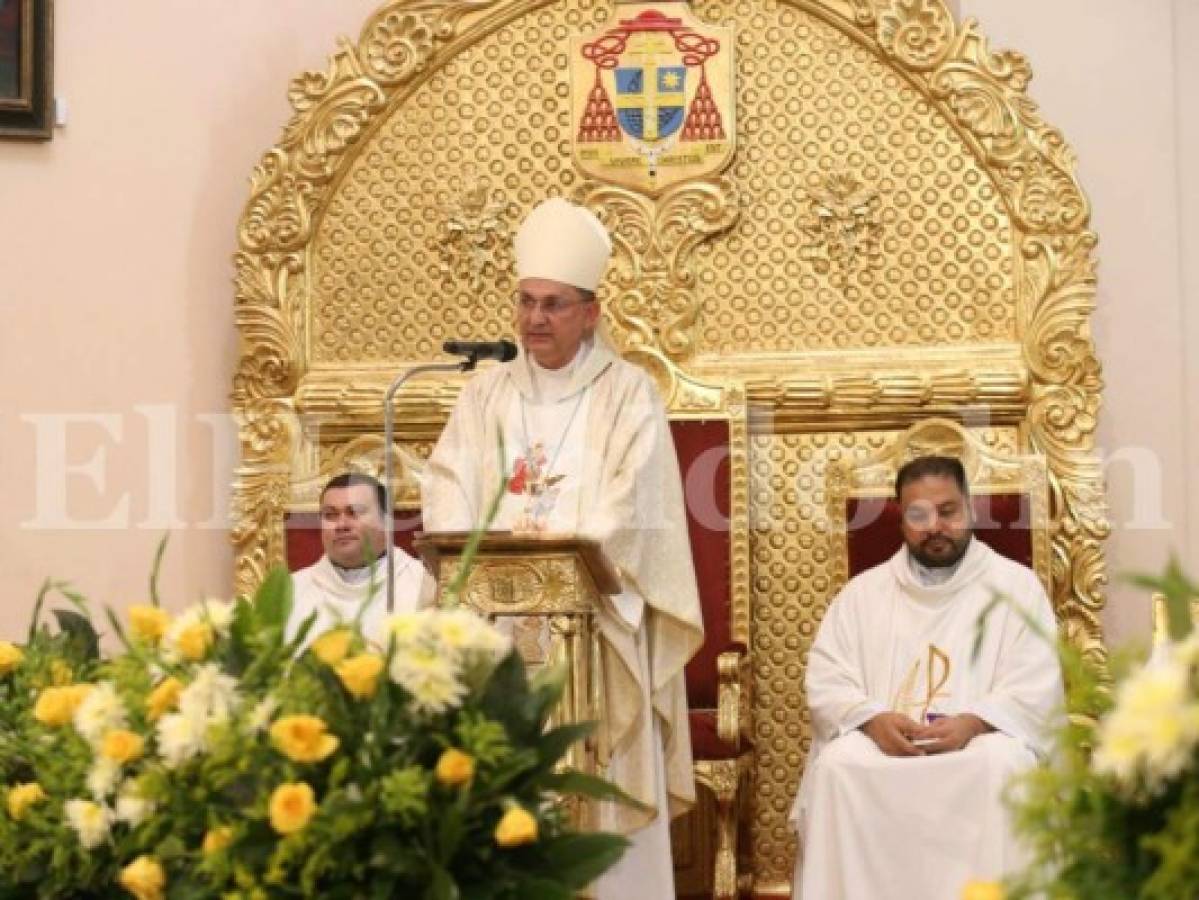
790, 455, 1063, 900
421, 197, 704, 899
287, 473, 433, 646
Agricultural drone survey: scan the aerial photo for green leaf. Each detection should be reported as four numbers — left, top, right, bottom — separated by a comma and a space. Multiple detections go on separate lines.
1128, 555, 1199, 642
51, 609, 100, 663
254, 566, 295, 632
537, 771, 641, 806
426, 864, 461, 900
480, 653, 537, 741
532, 722, 594, 773
536, 832, 629, 889
148, 532, 170, 607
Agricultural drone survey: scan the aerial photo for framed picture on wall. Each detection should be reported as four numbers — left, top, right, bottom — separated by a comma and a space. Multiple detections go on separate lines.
0, 0, 52, 140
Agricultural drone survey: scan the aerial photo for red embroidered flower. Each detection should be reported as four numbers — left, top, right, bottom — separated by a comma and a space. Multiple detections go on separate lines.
508, 458, 528, 494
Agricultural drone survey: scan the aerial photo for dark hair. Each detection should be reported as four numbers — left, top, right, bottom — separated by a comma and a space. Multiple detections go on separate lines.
321, 472, 388, 515
894, 455, 968, 499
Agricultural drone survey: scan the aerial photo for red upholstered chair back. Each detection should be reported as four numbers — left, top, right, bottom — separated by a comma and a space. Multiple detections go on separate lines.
283, 510, 423, 572
670, 419, 735, 711
845, 492, 1035, 577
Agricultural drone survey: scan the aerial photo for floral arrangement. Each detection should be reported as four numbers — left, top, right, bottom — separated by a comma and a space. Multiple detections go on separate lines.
0, 566, 626, 899
1003, 561, 1199, 900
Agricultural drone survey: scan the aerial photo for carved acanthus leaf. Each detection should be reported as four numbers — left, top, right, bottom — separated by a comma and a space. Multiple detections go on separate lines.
929, 22, 1088, 232
579, 179, 739, 361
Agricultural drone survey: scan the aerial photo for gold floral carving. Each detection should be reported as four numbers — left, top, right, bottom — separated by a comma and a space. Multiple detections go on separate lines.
877, 0, 955, 70
438, 182, 509, 292
578, 178, 739, 363
800, 172, 883, 282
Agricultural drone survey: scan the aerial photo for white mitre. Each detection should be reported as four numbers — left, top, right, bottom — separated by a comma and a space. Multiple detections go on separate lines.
514, 197, 612, 292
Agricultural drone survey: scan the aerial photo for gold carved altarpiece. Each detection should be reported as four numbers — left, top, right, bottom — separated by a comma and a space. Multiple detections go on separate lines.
231, 0, 1107, 892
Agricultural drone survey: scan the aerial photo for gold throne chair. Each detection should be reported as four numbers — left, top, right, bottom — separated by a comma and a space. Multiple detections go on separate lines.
230, 1, 1111, 893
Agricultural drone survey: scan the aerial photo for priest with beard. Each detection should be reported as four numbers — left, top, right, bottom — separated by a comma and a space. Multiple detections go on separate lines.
790, 455, 1063, 900
421, 197, 704, 898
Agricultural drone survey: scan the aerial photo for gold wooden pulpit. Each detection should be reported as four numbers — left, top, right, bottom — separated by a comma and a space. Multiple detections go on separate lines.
414, 531, 620, 786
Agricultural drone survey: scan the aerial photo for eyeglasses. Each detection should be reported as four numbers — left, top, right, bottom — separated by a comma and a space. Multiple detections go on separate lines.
514, 296, 593, 317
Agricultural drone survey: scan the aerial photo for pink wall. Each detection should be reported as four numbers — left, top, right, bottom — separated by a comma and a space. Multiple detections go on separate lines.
0, 0, 380, 635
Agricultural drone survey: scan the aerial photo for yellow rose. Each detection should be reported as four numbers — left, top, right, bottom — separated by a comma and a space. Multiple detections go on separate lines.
494, 805, 538, 847
145, 677, 184, 722
175, 622, 213, 661
128, 605, 170, 644
118, 854, 166, 900
0, 641, 23, 675
6, 782, 47, 820
269, 715, 339, 763
33, 684, 92, 727
201, 825, 233, 854
269, 782, 316, 835
335, 654, 384, 699
961, 881, 1005, 900
435, 748, 476, 787
310, 629, 353, 666
101, 729, 146, 765
49, 659, 73, 685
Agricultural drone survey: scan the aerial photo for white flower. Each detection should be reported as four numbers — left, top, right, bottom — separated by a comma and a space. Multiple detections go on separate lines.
390, 644, 468, 714
160, 600, 235, 663
73, 682, 127, 744
431, 608, 511, 659
86, 758, 122, 799
198, 598, 235, 633
246, 695, 278, 733
1094, 654, 1199, 790
115, 792, 154, 827
386, 609, 436, 649
155, 712, 209, 768
178, 663, 240, 723
64, 799, 113, 849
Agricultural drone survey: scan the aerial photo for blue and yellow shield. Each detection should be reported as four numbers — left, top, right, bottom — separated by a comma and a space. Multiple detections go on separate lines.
614, 65, 687, 143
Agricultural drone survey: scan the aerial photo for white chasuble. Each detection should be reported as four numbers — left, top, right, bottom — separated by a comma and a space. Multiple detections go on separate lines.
791, 539, 1063, 900
287, 553, 432, 650
422, 334, 705, 899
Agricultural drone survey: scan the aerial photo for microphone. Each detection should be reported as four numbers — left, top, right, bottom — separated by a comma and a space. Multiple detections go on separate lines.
442, 339, 518, 362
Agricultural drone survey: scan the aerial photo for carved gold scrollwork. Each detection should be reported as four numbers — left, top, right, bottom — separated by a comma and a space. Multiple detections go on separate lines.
357, 0, 499, 85
578, 178, 739, 363
232, 252, 303, 403
231, 400, 298, 597
877, 0, 955, 70
928, 21, 1089, 233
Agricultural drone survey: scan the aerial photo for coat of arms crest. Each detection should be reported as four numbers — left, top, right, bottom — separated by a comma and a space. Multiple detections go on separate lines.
571, 3, 735, 195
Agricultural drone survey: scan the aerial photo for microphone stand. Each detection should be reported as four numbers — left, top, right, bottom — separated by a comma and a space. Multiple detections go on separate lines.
383, 356, 481, 612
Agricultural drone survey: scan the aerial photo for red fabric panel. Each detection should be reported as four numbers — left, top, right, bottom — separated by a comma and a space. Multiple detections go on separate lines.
846, 493, 1035, 577
688, 710, 749, 761
283, 510, 424, 572
671, 420, 733, 711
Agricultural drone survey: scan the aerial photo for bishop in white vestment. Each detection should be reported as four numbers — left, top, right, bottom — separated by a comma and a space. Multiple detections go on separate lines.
791, 457, 1063, 900
422, 199, 704, 899
287, 473, 433, 648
